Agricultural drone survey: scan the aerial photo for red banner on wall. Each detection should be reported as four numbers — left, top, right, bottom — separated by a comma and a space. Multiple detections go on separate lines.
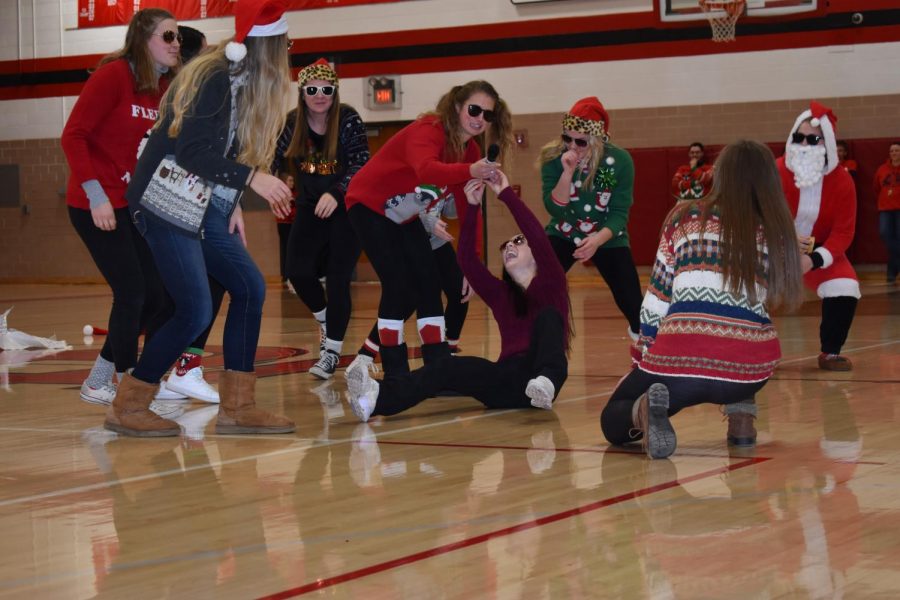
77, 0, 413, 29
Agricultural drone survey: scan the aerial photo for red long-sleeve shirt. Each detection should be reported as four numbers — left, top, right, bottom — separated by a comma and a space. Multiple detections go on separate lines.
61, 59, 168, 209
874, 161, 900, 212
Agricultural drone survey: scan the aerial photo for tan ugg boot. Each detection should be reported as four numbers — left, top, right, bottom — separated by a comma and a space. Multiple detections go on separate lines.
215, 370, 295, 434
103, 374, 180, 437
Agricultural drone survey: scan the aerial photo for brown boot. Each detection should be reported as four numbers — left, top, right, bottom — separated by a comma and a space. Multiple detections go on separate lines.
818, 353, 852, 372
104, 374, 180, 437
725, 401, 757, 447
215, 370, 295, 434
630, 383, 676, 459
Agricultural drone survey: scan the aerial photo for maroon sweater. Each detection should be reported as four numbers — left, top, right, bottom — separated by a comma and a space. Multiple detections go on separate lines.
61, 59, 168, 210
459, 187, 569, 361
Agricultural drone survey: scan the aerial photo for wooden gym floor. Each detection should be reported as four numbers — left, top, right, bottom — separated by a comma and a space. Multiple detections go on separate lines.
1, 277, 899, 599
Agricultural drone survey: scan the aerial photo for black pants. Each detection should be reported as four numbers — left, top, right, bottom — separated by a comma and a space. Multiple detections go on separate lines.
69, 206, 172, 372
373, 308, 568, 416
820, 296, 857, 355
549, 236, 642, 333
600, 368, 768, 446
287, 204, 361, 342
348, 204, 444, 332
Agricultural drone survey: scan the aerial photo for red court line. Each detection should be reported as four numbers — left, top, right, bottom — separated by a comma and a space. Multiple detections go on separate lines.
256, 457, 769, 599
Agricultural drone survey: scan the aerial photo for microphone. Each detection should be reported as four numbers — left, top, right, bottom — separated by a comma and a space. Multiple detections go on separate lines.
486, 143, 500, 164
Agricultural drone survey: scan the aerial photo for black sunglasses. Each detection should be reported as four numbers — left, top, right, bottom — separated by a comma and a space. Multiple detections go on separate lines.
499, 234, 527, 252
561, 134, 589, 148
467, 104, 496, 123
154, 30, 183, 45
792, 132, 823, 146
304, 85, 336, 97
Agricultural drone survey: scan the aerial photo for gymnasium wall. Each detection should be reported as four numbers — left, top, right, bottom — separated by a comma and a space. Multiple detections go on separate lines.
1, 0, 899, 281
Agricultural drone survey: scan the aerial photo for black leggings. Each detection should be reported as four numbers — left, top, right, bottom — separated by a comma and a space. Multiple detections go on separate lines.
287, 204, 361, 342
549, 237, 642, 333
347, 204, 444, 333
600, 368, 768, 445
373, 308, 568, 416
361, 241, 470, 348
69, 206, 171, 372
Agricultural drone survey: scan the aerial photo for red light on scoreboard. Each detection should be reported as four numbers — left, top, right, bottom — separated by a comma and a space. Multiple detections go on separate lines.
374, 87, 394, 105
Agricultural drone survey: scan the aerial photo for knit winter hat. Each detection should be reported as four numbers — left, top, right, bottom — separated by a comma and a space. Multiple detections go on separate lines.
786, 100, 839, 175
562, 97, 609, 138
225, 0, 289, 63
298, 58, 338, 87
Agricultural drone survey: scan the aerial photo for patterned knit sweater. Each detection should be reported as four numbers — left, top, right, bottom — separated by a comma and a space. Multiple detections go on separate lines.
634, 206, 780, 382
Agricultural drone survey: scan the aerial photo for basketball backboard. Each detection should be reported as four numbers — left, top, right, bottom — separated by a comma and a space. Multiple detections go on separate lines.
658, 0, 818, 22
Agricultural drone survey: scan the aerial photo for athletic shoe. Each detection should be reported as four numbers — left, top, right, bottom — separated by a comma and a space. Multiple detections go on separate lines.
817, 353, 853, 372
526, 375, 556, 410
80, 381, 117, 406
310, 350, 340, 380
167, 366, 220, 403
346, 353, 380, 376
345, 359, 379, 422
149, 399, 186, 419
155, 382, 188, 401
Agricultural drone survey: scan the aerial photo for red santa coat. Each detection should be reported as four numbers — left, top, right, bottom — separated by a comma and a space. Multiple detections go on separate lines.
777, 156, 859, 298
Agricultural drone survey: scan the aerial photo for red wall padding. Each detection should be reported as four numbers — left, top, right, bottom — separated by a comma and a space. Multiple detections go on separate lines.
625, 139, 893, 266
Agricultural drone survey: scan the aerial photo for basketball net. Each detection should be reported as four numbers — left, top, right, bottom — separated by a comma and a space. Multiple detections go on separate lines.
699, 0, 745, 42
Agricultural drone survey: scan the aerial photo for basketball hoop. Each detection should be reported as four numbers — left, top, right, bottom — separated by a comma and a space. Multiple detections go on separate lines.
699, 0, 746, 42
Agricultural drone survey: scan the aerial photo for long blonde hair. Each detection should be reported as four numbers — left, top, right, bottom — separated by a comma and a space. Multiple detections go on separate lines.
158, 34, 290, 171
422, 80, 513, 162
672, 140, 803, 311
537, 134, 605, 191
97, 8, 178, 94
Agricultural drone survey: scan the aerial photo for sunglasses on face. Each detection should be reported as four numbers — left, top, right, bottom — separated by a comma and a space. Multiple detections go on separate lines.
499, 234, 527, 252
153, 30, 183, 45
304, 85, 336, 97
561, 134, 589, 148
792, 132, 823, 146
467, 104, 496, 123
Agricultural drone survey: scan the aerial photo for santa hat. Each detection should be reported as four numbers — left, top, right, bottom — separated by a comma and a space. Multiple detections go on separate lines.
225, 0, 290, 63
786, 100, 839, 175
298, 58, 338, 87
562, 97, 609, 138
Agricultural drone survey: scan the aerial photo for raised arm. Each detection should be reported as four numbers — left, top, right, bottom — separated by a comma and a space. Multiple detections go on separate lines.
458, 181, 504, 300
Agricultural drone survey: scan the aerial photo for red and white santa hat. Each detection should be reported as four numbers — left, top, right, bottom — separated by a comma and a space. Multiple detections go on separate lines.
786, 100, 839, 175
562, 97, 610, 139
225, 0, 290, 63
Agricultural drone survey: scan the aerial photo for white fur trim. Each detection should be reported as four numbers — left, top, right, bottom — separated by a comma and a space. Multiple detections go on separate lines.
248, 14, 289, 37
795, 182, 822, 236
377, 318, 405, 344
816, 278, 861, 299
787, 108, 838, 175
225, 41, 247, 62
814, 246, 833, 269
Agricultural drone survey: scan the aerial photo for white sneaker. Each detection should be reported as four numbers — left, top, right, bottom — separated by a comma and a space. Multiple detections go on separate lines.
173, 405, 219, 441
149, 400, 186, 419
345, 359, 379, 422
155, 382, 188, 401
166, 366, 220, 403
526, 375, 555, 410
347, 353, 379, 376
80, 381, 117, 406
310, 350, 340, 380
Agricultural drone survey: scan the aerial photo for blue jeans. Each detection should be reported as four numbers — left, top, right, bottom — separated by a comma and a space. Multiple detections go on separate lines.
131, 206, 266, 383
879, 210, 900, 279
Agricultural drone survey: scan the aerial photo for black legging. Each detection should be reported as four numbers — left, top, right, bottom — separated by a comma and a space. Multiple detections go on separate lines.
373, 307, 568, 416
286, 203, 361, 342
549, 236, 642, 334
600, 368, 768, 446
69, 206, 171, 372
347, 204, 444, 334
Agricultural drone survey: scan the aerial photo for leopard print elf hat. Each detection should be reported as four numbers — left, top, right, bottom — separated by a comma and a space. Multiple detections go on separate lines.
298, 58, 338, 87
562, 97, 609, 139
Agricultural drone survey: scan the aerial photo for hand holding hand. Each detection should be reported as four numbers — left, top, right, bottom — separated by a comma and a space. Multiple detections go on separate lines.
314, 192, 338, 219
91, 201, 117, 231
486, 170, 511, 196
250, 172, 292, 219
464, 179, 485, 206
469, 158, 500, 181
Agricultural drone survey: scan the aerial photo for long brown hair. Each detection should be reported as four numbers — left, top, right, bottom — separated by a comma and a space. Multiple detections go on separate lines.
98, 8, 179, 94
285, 90, 343, 169
672, 140, 803, 311
159, 34, 290, 171
424, 80, 513, 162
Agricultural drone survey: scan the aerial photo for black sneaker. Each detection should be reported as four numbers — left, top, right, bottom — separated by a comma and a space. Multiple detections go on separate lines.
310, 350, 339, 380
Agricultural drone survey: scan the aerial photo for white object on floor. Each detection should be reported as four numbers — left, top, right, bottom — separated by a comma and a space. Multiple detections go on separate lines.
0, 307, 69, 351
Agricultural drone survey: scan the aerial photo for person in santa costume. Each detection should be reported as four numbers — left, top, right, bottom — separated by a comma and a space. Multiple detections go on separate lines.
777, 101, 859, 371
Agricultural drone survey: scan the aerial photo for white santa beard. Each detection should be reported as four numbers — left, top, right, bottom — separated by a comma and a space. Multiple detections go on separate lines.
786, 143, 827, 189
